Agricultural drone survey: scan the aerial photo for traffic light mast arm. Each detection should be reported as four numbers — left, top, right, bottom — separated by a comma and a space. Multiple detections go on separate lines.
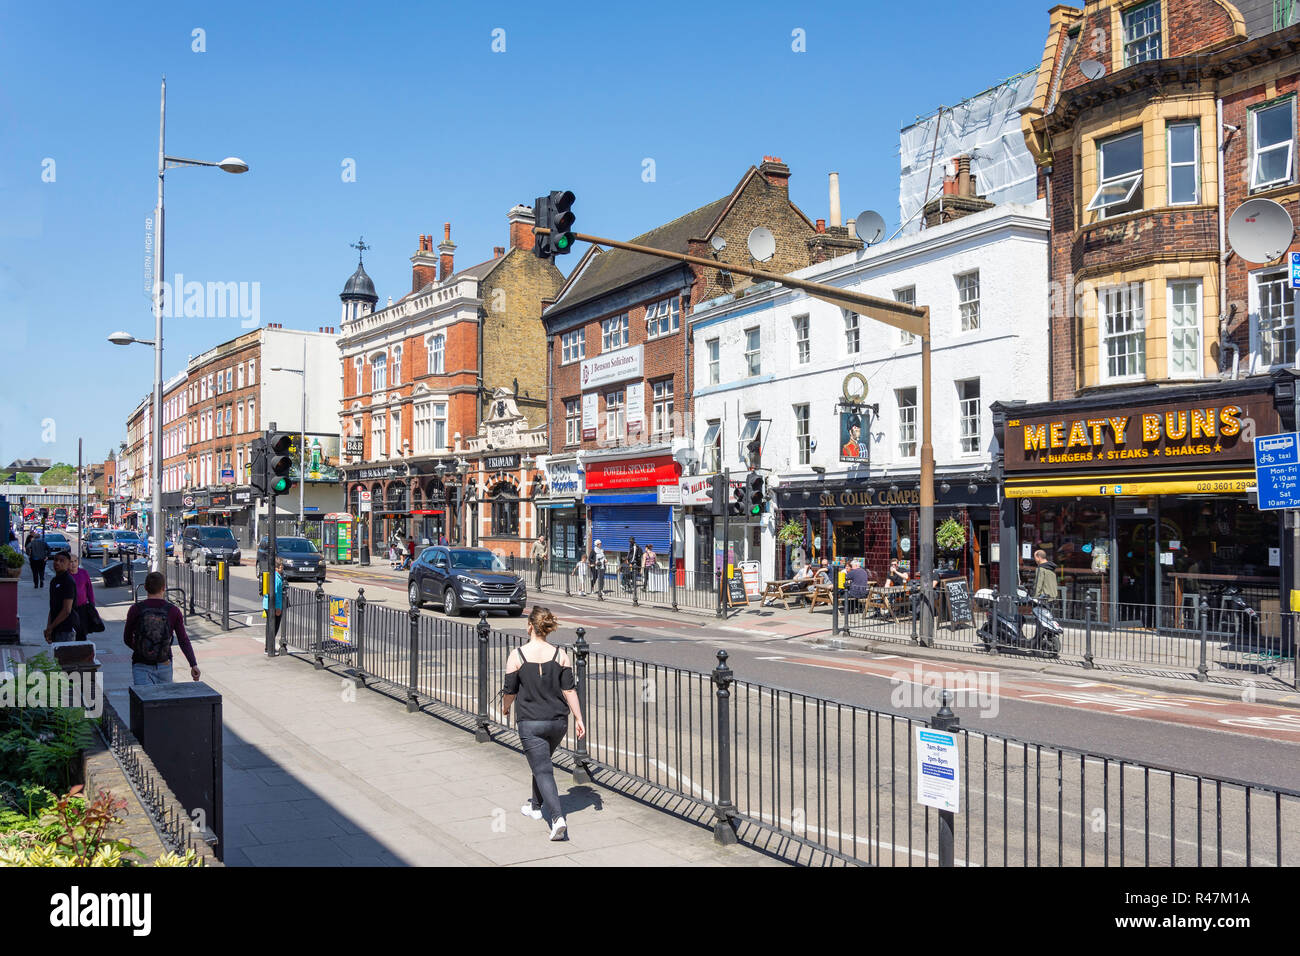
533, 228, 927, 339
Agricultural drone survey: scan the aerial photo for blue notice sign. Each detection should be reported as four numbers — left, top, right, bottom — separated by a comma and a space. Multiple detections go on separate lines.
1254, 432, 1300, 510
1291, 252, 1300, 289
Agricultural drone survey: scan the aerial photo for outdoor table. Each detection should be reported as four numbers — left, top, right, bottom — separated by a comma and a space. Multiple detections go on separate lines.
761, 579, 811, 608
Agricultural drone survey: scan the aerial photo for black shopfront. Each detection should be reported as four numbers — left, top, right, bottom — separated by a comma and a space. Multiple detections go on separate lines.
344, 459, 464, 559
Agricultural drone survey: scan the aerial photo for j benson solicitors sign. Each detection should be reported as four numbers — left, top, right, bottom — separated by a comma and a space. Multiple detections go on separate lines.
581, 345, 643, 390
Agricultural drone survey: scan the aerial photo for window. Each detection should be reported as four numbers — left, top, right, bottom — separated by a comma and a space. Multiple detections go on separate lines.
1167, 280, 1202, 377
652, 379, 674, 436
739, 415, 761, 465
414, 402, 432, 453
1101, 283, 1147, 381
225, 369, 232, 392
224, 406, 232, 436
236, 401, 243, 434
355, 357, 364, 394
1122, 1, 1161, 65
248, 360, 255, 386
793, 314, 810, 365
565, 399, 580, 446
897, 388, 917, 458
561, 329, 584, 364
895, 287, 917, 345
237, 364, 244, 389
844, 310, 860, 354
422, 334, 442, 375
601, 313, 629, 351
794, 404, 810, 465
1254, 269, 1296, 367
1250, 99, 1295, 191
956, 271, 980, 331
372, 352, 387, 391
1167, 122, 1200, 205
646, 297, 680, 338
371, 411, 386, 459
236, 447, 244, 478
215, 407, 221, 437
745, 327, 762, 377
1088, 130, 1143, 217
702, 420, 721, 472
247, 398, 256, 431
491, 483, 519, 538
391, 407, 401, 455
604, 389, 625, 443
433, 403, 446, 450
957, 379, 981, 454
216, 373, 223, 396
707, 339, 720, 385
391, 346, 402, 387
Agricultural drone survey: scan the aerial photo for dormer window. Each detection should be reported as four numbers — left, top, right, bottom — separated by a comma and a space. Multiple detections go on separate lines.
1123, 1, 1161, 66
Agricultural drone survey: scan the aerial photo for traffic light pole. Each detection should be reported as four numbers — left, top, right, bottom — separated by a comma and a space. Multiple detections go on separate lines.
265, 423, 278, 658
718, 467, 730, 619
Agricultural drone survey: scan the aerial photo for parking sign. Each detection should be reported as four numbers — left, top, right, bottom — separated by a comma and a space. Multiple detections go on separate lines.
1254, 432, 1300, 510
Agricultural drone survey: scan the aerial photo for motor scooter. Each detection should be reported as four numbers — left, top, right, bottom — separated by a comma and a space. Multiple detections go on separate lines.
973, 587, 1062, 657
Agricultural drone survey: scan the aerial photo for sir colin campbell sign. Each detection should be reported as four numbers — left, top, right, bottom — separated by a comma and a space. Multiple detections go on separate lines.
1003, 393, 1279, 472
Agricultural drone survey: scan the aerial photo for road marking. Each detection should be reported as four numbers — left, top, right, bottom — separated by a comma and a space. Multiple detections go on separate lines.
1218, 715, 1300, 732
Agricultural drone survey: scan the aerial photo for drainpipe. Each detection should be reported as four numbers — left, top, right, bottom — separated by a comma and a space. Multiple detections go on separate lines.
1217, 97, 1231, 377
1045, 162, 1054, 399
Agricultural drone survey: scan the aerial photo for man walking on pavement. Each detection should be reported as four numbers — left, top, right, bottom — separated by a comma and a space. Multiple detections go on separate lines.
531, 534, 547, 592
44, 552, 78, 643
626, 537, 642, 590
591, 539, 606, 598
27, 532, 48, 588
1032, 549, 1059, 610
124, 571, 200, 685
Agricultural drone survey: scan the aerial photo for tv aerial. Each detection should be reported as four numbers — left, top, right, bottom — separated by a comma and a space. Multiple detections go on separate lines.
854, 210, 886, 246
1079, 59, 1107, 81
746, 226, 776, 263
1228, 198, 1295, 263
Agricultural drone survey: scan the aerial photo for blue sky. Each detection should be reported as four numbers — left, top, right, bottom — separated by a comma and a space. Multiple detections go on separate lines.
0, 0, 1046, 470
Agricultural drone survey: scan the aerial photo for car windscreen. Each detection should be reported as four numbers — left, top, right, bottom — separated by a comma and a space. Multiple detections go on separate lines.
277, 538, 318, 554
200, 528, 236, 542
449, 550, 508, 571
45, 534, 67, 543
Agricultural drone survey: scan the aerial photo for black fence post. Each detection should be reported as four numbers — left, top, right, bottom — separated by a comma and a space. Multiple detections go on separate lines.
278, 584, 289, 657
220, 560, 230, 632
1083, 603, 1094, 669
1196, 596, 1210, 682
187, 562, 196, 616
711, 649, 739, 846
930, 690, 961, 868
831, 563, 841, 636
632, 564, 639, 608
475, 611, 491, 742
565, 560, 572, 597
572, 627, 592, 785
406, 601, 420, 713
205, 564, 214, 618
353, 588, 367, 687
314, 582, 326, 670
671, 565, 679, 612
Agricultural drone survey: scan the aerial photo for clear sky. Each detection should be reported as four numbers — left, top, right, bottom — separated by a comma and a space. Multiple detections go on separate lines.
0, 0, 1047, 470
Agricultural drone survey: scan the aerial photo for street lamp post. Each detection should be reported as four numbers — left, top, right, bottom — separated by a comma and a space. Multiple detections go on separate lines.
110, 76, 246, 588
270, 338, 308, 527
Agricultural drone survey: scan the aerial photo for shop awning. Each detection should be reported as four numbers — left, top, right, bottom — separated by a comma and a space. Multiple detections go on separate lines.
584, 491, 658, 505
1004, 468, 1256, 499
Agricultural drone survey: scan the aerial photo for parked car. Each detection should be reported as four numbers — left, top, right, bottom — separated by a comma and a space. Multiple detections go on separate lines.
109, 530, 146, 558
256, 536, 325, 582
41, 532, 72, 556
81, 529, 115, 558
181, 525, 242, 565
408, 546, 526, 616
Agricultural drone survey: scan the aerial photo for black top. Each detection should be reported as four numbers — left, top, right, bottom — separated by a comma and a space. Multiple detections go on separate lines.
503, 644, 575, 722
49, 571, 76, 633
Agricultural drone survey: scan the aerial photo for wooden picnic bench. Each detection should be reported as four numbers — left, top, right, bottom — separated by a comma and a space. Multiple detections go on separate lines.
808, 583, 833, 611
761, 579, 812, 609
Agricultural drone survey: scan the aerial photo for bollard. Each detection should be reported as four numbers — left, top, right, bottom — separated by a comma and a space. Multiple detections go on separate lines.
220, 560, 230, 632
1196, 597, 1209, 682
1083, 603, 1094, 669
351, 588, 367, 688
571, 627, 592, 785
314, 582, 326, 670
406, 602, 420, 712
474, 611, 491, 742
711, 649, 739, 846
930, 690, 961, 868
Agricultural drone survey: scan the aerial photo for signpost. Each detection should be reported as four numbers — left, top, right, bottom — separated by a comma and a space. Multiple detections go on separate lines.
1254, 432, 1300, 510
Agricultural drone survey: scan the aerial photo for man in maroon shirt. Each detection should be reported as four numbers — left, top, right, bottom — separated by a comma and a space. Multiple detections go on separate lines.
123, 571, 201, 685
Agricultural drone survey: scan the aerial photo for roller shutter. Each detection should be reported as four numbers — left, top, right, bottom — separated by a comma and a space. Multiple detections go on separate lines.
590, 504, 672, 554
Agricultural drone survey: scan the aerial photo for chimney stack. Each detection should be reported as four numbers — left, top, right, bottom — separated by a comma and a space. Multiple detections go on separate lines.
828, 172, 841, 228
411, 232, 438, 292
438, 223, 456, 281
507, 204, 536, 252
758, 155, 790, 190
957, 155, 973, 198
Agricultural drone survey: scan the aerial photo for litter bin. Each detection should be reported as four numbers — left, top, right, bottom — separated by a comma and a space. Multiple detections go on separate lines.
100, 561, 126, 588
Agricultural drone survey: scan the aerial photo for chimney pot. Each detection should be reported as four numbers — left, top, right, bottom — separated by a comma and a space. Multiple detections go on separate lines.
957, 155, 973, 198
816, 218, 826, 233
494, 246, 505, 258
828, 172, 841, 228
444, 222, 451, 242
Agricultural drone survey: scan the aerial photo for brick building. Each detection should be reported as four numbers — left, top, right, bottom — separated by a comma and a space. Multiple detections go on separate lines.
336, 207, 564, 558
993, 0, 1300, 612
540, 157, 856, 574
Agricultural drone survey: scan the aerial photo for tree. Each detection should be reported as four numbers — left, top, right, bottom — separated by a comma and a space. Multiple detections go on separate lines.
39, 464, 76, 485
7, 473, 35, 485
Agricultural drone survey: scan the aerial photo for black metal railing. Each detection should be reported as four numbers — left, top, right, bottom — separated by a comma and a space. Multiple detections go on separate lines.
506, 555, 721, 614
170, 556, 230, 630
276, 586, 1300, 866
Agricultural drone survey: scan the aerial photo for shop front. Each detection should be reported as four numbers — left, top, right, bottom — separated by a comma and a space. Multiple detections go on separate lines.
993, 378, 1286, 621
538, 456, 585, 574
584, 453, 680, 569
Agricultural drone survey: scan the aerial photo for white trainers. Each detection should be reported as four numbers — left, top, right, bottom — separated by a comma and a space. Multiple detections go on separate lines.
521, 803, 542, 821
549, 816, 568, 841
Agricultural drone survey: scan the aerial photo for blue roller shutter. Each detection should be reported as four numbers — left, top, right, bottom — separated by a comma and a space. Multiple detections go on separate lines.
590, 504, 672, 554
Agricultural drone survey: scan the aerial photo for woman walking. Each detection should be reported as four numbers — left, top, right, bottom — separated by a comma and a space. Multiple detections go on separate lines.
67, 553, 98, 640
501, 607, 585, 841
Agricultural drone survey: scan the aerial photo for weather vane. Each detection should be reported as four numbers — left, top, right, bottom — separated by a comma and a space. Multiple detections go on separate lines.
350, 236, 370, 263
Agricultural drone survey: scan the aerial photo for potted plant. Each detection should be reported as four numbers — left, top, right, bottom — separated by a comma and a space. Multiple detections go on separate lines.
935, 518, 966, 554
776, 519, 805, 548
0, 546, 23, 579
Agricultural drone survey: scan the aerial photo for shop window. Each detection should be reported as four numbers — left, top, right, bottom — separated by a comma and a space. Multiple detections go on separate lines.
702, 420, 721, 472
1123, 1, 1161, 66
1252, 268, 1296, 367
895, 287, 916, 345
1101, 283, 1146, 381
1167, 280, 1202, 377
491, 483, 519, 537
1250, 98, 1294, 192
1087, 130, 1143, 219
957, 379, 981, 455
1167, 122, 1200, 205
897, 388, 917, 458
793, 314, 810, 365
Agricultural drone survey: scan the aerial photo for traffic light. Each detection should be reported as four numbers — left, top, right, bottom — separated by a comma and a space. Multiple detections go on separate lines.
268, 431, 296, 496
248, 437, 268, 495
747, 471, 765, 516
745, 430, 762, 470
533, 190, 576, 259
730, 481, 746, 517
708, 474, 726, 517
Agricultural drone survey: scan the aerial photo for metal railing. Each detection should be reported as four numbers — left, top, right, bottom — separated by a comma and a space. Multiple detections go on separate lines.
169, 555, 231, 630
276, 585, 1300, 866
506, 556, 722, 614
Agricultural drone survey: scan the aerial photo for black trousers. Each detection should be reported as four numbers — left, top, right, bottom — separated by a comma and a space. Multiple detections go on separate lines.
517, 718, 568, 824
30, 559, 45, 587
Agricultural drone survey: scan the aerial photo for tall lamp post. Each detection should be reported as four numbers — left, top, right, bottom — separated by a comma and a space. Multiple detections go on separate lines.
270, 337, 308, 527
110, 76, 247, 586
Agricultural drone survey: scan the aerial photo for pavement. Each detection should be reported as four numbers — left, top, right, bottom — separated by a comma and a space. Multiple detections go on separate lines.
7, 567, 782, 867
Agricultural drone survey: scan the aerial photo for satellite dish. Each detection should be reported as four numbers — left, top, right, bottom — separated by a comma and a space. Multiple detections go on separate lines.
747, 226, 776, 263
854, 210, 886, 245
710, 235, 726, 252
1079, 59, 1107, 81
1228, 199, 1295, 263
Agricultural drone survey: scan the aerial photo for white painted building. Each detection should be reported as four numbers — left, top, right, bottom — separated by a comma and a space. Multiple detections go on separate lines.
688, 199, 1049, 585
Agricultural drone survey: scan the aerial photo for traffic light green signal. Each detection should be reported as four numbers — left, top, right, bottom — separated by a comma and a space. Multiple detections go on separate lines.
268, 431, 296, 497
747, 471, 765, 516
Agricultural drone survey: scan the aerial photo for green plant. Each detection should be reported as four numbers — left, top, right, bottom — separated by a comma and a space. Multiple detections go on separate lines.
936, 518, 967, 552
0, 654, 93, 796
0, 546, 23, 570
776, 519, 805, 546
154, 848, 203, 867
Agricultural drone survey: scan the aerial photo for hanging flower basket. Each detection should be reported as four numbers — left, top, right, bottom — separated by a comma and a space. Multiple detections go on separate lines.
935, 518, 966, 552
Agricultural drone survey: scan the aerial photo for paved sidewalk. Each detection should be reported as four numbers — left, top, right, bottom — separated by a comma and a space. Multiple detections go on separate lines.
9, 572, 779, 867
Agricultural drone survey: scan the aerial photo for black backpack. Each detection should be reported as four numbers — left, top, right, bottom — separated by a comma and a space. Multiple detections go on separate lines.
134, 605, 173, 663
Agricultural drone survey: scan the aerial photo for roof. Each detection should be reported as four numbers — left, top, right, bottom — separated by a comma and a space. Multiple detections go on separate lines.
394, 255, 505, 306
341, 261, 377, 302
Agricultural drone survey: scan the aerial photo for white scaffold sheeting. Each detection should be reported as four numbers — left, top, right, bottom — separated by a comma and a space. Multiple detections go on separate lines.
898, 71, 1039, 235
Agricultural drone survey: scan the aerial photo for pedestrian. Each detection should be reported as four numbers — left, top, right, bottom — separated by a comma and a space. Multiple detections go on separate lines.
501, 607, 585, 841
438, 532, 449, 547
591, 539, 606, 596
43, 552, 78, 643
626, 537, 642, 587
123, 571, 200, 685
888, 558, 909, 587
263, 557, 286, 639
68, 552, 99, 640
531, 535, 547, 591
642, 543, 657, 588
1032, 549, 1059, 608
27, 532, 49, 589
573, 552, 589, 595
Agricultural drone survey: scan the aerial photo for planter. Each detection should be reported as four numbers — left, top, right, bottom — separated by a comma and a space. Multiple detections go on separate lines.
0, 577, 18, 644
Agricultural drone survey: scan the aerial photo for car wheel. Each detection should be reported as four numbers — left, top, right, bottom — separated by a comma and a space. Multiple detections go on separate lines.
408, 582, 422, 608
443, 587, 459, 617
507, 607, 523, 617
